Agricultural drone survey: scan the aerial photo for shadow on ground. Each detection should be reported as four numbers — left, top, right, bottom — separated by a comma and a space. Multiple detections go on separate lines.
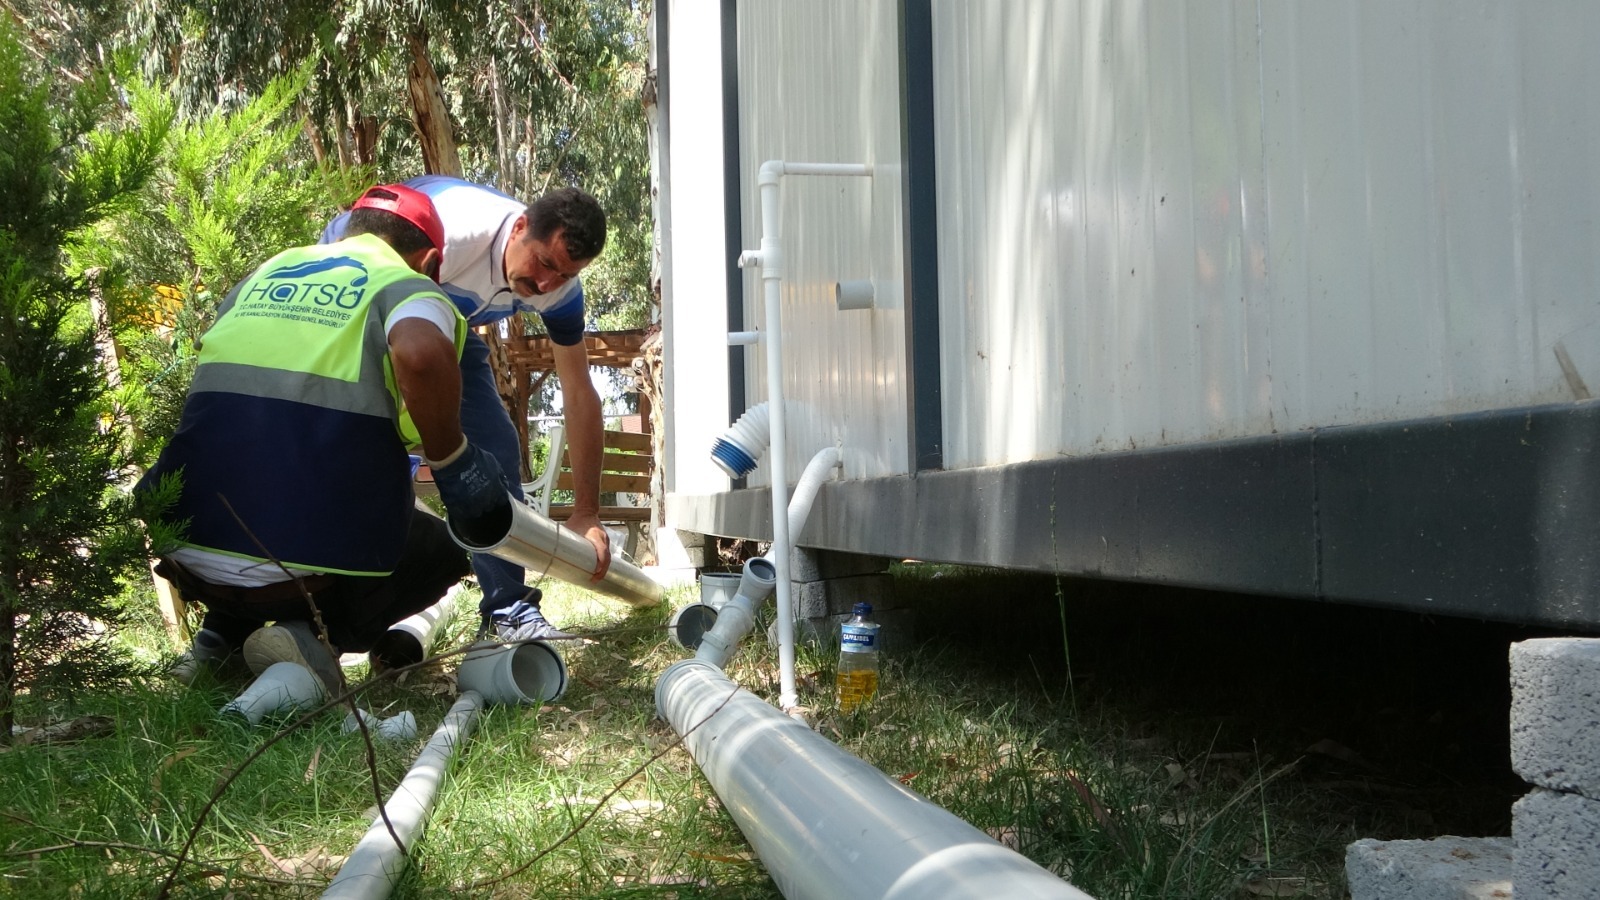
904, 568, 1587, 838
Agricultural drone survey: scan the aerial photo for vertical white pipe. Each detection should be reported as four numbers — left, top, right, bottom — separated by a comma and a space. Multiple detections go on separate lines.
322, 691, 484, 900
755, 164, 799, 709
750, 160, 870, 711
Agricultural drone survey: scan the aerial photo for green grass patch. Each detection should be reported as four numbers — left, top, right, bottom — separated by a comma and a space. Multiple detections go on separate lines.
0, 568, 1444, 898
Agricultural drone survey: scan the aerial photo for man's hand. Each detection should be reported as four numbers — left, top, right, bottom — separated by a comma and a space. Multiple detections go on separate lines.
563, 510, 612, 581
430, 440, 511, 546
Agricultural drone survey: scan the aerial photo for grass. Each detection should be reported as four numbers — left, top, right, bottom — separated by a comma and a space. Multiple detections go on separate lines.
0, 563, 1538, 898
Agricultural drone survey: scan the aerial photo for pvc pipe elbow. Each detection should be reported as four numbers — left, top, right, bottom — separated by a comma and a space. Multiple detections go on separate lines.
711, 403, 771, 478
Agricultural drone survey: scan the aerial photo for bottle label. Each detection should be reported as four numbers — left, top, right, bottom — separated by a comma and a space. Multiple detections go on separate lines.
840, 624, 877, 652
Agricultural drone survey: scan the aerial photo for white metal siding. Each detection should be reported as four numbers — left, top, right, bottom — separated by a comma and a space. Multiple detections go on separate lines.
735, 1, 909, 486
934, 0, 1600, 469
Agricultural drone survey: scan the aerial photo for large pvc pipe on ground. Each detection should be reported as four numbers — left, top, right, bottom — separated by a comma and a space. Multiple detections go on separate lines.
449, 493, 663, 607
656, 660, 1092, 900
322, 691, 484, 900
368, 594, 457, 670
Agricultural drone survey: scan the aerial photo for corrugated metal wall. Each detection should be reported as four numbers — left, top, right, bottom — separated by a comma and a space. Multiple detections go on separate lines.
734, 1, 909, 486
934, 0, 1600, 469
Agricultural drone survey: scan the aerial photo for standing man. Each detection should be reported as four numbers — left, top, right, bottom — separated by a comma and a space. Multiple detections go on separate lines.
323, 176, 612, 642
143, 184, 512, 692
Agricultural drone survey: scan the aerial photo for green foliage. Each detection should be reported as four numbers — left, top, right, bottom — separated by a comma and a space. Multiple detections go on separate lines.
128, 0, 657, 332
0, 16, 164, 738
68, 65, 347, 459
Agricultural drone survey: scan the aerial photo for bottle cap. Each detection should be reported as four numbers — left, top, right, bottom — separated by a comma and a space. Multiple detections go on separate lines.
852, 601, 872, 616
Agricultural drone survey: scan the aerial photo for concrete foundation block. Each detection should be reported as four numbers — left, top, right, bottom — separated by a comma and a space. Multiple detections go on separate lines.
789, 547, 892, 583
1513, 788, 1600, 900
1344, 837, 1512, 900
1511, 638, 1600, 798
793, 574, 896, 619
790, 608, 915, 655
672, 530, 708, 569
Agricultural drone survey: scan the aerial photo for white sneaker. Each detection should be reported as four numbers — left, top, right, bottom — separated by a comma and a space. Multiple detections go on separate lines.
492, 601, 574, 642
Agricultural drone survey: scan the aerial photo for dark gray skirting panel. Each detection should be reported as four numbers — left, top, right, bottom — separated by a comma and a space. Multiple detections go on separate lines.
666, 400, 1600, 631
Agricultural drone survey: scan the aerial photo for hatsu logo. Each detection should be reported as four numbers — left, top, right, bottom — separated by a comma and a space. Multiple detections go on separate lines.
242, 256, 370, 309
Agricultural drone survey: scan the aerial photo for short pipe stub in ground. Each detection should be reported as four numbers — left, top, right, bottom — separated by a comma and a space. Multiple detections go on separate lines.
457, 641, 567, 704
668, 603, 721, 650
222, 662, 326, 725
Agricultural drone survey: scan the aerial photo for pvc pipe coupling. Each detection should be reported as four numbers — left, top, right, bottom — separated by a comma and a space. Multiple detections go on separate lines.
711, 402, 772, 479
695, 557, 778, 669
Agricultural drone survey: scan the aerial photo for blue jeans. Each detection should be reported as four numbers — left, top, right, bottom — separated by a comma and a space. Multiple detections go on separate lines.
460, 331, 542, 617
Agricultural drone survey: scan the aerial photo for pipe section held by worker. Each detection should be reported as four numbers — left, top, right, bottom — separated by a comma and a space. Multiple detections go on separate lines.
446, 491, 663, 607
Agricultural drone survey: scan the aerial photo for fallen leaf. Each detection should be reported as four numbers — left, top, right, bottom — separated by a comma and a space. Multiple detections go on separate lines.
151, 746, 199, 798
11, 715, 115, 747
1305, 738, 1371, 769
687, 849, 756, 865
988, 824, 1049, 854
304, 745, 322, 783
1243, 875, 1324, 897
1165, 762, 1199, 789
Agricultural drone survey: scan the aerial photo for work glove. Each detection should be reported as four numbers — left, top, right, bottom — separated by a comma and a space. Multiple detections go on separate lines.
429, 440, 512, 546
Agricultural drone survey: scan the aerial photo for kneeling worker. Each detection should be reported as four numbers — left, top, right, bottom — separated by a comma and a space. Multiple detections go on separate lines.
140, 184, 512, 694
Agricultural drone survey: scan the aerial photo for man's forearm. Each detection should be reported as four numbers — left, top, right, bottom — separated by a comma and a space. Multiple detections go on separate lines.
389, 319, 465, 460
562, 382, 604, 516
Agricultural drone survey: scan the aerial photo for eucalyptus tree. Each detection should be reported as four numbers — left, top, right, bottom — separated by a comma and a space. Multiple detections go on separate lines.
125, 0, 654, 328
67, 68, 349, 458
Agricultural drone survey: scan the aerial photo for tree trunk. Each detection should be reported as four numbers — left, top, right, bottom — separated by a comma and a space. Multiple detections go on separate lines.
334, 104, 353, 172
0, 594, 14, 744
406, 29, 463, 178
300, 108, 328, 169
490, 58, 512, 189
352, 114, 379, 167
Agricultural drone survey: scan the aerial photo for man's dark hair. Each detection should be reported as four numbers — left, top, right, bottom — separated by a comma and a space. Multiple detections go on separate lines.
525, 187, 607, 261
346, 190, 436, 256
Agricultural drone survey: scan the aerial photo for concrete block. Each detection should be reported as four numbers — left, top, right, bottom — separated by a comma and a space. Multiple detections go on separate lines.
789, 608, 915, 655
1344, 837, 1512, 900
789, 547, 892, 583
794, 574, 896, 619
1511, 638, 1600, 798
1513, 788, 1600, 900
665, 530, 707, 568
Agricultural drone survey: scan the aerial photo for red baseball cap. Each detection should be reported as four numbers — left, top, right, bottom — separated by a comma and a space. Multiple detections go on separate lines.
351, 183, 446, 277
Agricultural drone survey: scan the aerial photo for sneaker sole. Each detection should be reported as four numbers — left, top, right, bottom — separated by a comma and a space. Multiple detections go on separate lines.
243, 626, 341, 695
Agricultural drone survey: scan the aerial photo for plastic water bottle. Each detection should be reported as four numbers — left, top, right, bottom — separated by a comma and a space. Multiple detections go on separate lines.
836, 601, 880, 713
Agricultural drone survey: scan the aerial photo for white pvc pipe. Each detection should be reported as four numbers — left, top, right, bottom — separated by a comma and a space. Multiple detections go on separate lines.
222, 662, 325, 725
322, 691, 484, 900
788, 445, 842, 542
368, 595, 457, 669
746, 160, 870, 710
693, 558, 777, 668
656, 661, 1093, 900
449, 494, 664, 607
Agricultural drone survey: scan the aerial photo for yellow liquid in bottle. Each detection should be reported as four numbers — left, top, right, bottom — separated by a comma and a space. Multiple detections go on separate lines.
836, 667, 879, 713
